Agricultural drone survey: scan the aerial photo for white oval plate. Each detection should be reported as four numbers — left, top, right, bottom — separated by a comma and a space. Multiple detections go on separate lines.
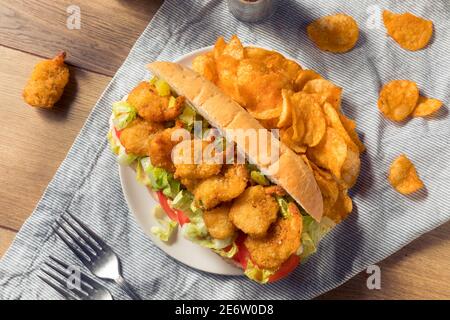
119, 45, 244, 275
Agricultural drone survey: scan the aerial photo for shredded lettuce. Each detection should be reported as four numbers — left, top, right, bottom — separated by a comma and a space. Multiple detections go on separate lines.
107, 131, 120, 156
150, 205, 178, 242
214, 241, 238, 259
136, 157, 180, 198
300, 216, 336, 260
112, 101, 137, 130
250, 170, 270, 186
244, 261, 275, 284
172, 190, 195, 213
155, 79, 171, 96
276, 196, 291, 219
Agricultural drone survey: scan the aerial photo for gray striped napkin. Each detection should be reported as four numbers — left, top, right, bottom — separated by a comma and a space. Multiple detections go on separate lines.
1, 0, 449, 300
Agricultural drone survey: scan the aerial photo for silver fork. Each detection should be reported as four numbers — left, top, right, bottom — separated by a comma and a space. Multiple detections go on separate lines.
54, 212, 142, 300
39, 255, 113, 300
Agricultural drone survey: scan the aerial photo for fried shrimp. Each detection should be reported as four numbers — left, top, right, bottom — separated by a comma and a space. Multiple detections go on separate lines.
148, 126, 184, 172
245, 209, 302, 270
229, 186, 279, 238
119, 118, 163, 156
203, 204, 237, 240
174, 140, 222, 180
23, 52, 70, 108
193, 164, 249, 210
127, 81, 185, 122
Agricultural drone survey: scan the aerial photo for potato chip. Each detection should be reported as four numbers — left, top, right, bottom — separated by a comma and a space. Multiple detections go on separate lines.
378, 80, 419, 121
223, 35, 245, 60
303, 79, 343, 110
214, 36, 227, 59
326, 188, 353, 223
339, 114, 365, 153
295, 69, 322, 91
383, 10, 433, 51
311, 162, 339, 207
280, 127, 306, 154
216, 55, 245, 106
412, 96, 443, 117
277, 89, 294, 128
307, 14, 359, 53
192, 54, 217, 82
291, 92, 327, 147
388, 154, 424, 195
307, 127, 348, 179
340, 147, 361, 188
323, 102, 358, 152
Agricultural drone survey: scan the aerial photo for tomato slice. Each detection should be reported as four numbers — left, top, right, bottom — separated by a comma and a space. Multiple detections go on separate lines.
268, 255, 300, 283
156, 191, 190, 226
234, 233, 250, 268
114, 127, 122, 139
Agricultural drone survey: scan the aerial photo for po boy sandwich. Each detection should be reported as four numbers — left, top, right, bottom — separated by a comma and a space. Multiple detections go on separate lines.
108, 61, 339, 284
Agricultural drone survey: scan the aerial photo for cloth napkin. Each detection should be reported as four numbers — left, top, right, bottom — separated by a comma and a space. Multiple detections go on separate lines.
1, 0, 449, 300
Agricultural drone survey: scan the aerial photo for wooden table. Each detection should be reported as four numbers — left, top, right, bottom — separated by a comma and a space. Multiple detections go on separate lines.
1, 0, 449, 300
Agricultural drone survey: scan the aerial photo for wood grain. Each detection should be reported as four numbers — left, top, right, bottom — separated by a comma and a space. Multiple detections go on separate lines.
0, 228, 17, 258
0, 0, 164, 76
0, 45, 111, 230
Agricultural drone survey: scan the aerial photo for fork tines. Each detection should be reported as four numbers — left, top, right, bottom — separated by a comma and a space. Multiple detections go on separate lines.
53, 213, 105, 264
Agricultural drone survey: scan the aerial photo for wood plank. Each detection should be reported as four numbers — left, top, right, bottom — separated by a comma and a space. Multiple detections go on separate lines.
0, 45, 111, 230
0, 228, 17, 258
0, 0, 163, 76
319, 221, 450, 299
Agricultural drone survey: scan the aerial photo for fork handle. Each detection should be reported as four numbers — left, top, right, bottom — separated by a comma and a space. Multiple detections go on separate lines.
115, 275, 142, 300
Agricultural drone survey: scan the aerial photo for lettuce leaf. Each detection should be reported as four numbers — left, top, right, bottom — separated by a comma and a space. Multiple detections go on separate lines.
107, 129, 138, 165
300, 216, 336, 260
214, 241, 238, 259
244, 261, 275, 284
150, 205, 178, 242
112, 101, 137, 130
136, 157, 180, 198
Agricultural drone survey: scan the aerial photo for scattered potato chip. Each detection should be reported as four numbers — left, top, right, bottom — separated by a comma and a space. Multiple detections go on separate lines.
303, 79, 343, 110
412, 96, 443, 117
307, 127, 348, 179
277, 89, 294, 128
307, 14, 359, 53
383, 10, 433, 51
339, 114, 365, 153
295, 69, 322, 91
223, 35, 245, 60
192, 54, 217, 82
291, 92, 327, 147
280, 127, 307, 154
388, 154, 424, 195
378, 80, 419, 121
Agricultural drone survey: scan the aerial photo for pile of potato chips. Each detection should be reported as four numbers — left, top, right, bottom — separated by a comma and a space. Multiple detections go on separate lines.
193, 35, 365, 223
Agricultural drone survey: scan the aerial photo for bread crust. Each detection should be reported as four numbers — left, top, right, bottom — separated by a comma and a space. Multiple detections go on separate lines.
147, 61, 323, 221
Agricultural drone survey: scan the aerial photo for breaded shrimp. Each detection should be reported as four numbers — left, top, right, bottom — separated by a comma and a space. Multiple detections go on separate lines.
127, 81, 185, 122
203, 204, 236, 240
229, 186, 279, 238
193, 164, 249, 210
119, 118, 163, 156
23, 52, 70, 108
245, 206, 302, 270
174, 140, 222, 180
148, 125, 185, 172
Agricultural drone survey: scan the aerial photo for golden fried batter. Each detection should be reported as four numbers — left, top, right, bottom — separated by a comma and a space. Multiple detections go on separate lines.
245, 207, 302, 270
127, 81, 184, 122
148, 126, 184, 172
174, 140, 222, 180
193, 164, 249, 210
23, 52, 70, 108
229, 186, 278, 238
119, 118, 163, 156
203, 204, 236, 240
